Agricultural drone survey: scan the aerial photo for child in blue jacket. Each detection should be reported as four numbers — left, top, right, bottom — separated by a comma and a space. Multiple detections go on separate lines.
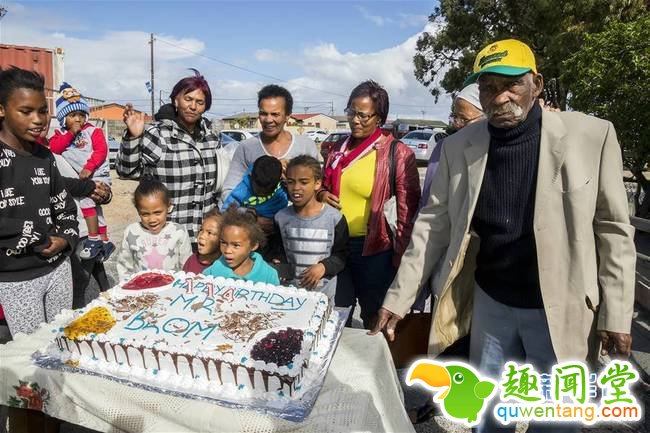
221, 155, 288, 218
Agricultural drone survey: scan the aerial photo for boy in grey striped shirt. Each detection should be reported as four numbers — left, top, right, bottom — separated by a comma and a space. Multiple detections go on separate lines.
274, 156, 348, 300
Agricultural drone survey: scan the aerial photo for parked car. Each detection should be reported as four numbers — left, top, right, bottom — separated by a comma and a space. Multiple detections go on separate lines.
319, 132, 350, 161
305, 130, 329, 143
221, 130, 255, 142
400, 129, 448, 163
108, 137, 119, 169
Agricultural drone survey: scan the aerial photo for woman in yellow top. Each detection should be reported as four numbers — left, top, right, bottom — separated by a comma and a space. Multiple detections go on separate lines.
319, 81, 421, 328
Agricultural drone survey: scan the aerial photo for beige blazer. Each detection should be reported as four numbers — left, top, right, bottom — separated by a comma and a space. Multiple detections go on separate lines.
383, 111, 636, 362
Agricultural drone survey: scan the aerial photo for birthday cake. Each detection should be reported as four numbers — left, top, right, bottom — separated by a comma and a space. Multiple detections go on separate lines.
48, 271, 332, 399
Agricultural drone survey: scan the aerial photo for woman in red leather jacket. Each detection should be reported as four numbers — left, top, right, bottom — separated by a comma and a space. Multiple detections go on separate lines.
319, 80, 420, 328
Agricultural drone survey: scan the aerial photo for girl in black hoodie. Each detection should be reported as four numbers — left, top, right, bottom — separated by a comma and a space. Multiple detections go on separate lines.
0, 67, 79, 336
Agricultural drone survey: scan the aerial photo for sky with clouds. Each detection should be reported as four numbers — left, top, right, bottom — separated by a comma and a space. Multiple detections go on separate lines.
0, 0, 451, 121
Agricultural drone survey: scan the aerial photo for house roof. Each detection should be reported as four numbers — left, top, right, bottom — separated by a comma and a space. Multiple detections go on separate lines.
90, 102, 146, 113
290, 113, 320, 121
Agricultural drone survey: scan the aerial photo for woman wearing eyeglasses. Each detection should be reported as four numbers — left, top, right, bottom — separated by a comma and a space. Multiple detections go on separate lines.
319, 80, 421, 328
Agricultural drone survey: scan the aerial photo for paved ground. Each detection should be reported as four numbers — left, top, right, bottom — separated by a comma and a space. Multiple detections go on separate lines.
2, 168, 649, 432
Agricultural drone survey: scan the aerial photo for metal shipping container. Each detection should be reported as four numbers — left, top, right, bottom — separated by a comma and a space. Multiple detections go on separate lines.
0, 44, 65, 114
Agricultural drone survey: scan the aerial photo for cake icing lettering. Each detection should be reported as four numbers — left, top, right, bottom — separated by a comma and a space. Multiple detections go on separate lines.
125, 311, 218, 341
184, 277, 194, 294
172, 279, 308, 311
170, 293, 216, 314
162, 317, 191, 334
124, 310, 161, 334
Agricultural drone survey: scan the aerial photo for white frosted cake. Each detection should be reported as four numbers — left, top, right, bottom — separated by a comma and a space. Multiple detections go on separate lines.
49, 271, 332, 399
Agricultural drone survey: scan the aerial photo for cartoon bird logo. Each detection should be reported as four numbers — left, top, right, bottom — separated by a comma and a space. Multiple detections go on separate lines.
406, 360, 497, 426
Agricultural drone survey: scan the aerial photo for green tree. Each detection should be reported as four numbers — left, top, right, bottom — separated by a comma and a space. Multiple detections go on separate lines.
414, 0, 646, 108
563, 15, 650, 217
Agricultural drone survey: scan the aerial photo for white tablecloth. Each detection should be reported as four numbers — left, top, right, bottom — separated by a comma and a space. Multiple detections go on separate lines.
1, 322, 415, 433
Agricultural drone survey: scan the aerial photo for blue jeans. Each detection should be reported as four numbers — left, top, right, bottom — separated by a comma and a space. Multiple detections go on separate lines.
470, 285, 579, 433
335, 237, 396, 329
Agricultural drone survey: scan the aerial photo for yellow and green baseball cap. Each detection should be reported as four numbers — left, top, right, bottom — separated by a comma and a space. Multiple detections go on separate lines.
464, 39, 537, 86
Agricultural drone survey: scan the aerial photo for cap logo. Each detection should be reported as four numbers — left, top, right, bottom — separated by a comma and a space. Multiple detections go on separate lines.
478, 50, 509, 68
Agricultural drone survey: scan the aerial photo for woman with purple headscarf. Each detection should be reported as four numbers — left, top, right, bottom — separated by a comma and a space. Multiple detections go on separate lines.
116, 69, 227, 246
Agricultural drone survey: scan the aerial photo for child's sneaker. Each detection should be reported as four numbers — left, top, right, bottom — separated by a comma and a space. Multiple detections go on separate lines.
101, 241, 115, 262
79, 238, 103, 260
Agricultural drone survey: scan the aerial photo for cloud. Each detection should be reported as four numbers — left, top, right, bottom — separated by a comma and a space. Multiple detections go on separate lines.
355, 5, 393, 27
397, 13, 429, 29
254, 49, 275, 62
2, 22, 207, 111
1, 2, 450, 120
273, 22, 451, 120
355, 6, 427, 29
253, 48, 289, 63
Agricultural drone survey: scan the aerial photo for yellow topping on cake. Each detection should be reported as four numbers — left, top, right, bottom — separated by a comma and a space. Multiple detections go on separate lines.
216, 343, 233, 352
64, 306, 116, 340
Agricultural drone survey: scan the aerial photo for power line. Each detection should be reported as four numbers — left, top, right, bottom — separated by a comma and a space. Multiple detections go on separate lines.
155, 36, 348, 98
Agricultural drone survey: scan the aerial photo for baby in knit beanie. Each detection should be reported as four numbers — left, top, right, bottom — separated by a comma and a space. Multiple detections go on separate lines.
49, 82, 114, 261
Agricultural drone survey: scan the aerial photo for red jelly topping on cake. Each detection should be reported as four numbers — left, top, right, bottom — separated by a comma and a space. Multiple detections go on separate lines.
122, 272, 174, 290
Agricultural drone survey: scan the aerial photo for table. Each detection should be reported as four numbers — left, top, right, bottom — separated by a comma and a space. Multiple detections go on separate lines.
1, 322, 415, 433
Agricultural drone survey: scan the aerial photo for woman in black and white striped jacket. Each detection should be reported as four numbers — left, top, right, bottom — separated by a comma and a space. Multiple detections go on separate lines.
116, 69, 229, 247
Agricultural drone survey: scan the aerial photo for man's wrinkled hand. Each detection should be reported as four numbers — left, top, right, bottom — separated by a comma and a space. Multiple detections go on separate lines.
598, 330, 632, 359
368, 307, 402, 342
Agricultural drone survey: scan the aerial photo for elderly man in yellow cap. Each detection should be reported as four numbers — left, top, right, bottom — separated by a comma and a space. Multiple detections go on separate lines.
371, 39, 636, 432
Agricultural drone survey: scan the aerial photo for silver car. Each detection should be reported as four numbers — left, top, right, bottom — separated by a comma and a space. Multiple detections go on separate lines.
401, 129, 448, 162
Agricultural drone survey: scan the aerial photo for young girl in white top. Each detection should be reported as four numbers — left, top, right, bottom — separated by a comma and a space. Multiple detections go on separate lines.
117, 179, 192, 281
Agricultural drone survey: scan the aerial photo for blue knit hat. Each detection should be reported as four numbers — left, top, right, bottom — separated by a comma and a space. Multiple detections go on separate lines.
56, 82, 90, 128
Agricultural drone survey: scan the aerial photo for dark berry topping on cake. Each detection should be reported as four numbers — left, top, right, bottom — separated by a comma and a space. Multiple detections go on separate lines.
250, 328, 304, 366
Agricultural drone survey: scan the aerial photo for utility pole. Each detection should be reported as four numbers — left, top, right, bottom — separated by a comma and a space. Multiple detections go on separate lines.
149, 33, 155, 117
330, 101, 334, 117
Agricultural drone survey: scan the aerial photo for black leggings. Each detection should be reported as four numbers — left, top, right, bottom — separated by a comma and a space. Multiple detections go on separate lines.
335, 237, 396, 329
